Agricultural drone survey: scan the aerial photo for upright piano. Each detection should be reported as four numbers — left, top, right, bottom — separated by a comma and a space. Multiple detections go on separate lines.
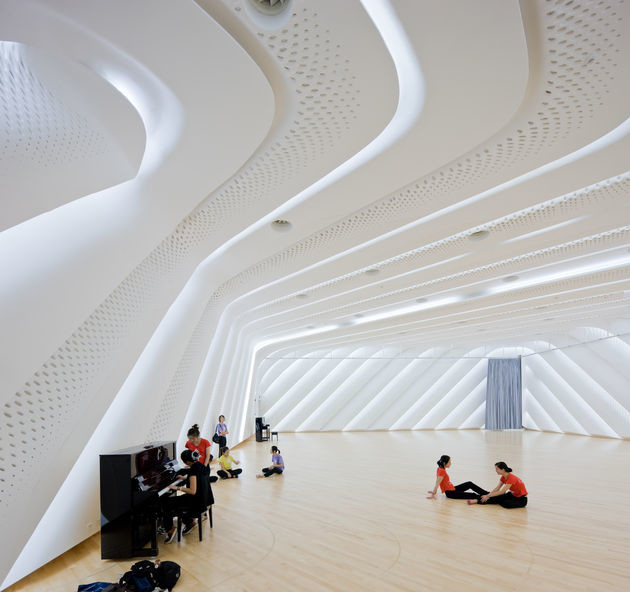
100, 441, 179, 559
255, 417, 270, 442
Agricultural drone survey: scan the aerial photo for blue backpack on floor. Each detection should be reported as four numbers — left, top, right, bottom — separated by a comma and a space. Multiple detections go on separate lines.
77, 584, 115, 592
119, 561, 157, 591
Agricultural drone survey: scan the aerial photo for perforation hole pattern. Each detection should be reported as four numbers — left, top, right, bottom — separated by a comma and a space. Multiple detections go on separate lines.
0, 5, 366, 496
0, 42, 108, 173
0, 2, 625, 496
127, 0, 628, 441
186, 1, 361, 239
144, 306, 216, 443
258, 226, 630, 329
214, 0, 623, 293
255, 173, 630, 317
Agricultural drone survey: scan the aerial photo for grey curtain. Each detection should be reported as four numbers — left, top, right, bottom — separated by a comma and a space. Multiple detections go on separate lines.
485, 358, 522, 429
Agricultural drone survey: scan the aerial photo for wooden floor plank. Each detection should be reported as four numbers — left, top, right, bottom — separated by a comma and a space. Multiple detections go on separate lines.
5, 430, 630, 591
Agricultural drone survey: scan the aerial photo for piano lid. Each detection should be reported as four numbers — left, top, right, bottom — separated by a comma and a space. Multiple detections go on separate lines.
101, 441, 176, 479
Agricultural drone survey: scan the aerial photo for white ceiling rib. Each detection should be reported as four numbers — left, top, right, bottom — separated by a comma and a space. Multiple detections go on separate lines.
2, 1, 630, 585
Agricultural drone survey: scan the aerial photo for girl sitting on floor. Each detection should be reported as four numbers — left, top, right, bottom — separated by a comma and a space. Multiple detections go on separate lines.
427, 455, 488, 500
217, 446, 242, 479
468, 461, 528, 508
256, 445, 284, 478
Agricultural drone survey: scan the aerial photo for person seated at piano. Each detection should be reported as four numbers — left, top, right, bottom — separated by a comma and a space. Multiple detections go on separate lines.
185, 423, 212, 473
175, 453, 218, 485
162, 449, 214, 543
217, 446, 242, 479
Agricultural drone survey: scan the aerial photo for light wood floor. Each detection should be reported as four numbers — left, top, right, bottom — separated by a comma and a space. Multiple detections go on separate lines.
6, 430, 630, 591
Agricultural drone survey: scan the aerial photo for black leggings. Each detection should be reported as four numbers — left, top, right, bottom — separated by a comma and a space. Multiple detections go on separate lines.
445, 481, 489, 500
262, 467, 283, 477
479, 493, 527, 508
217, 468, 242, 479
161, 495, 197, 531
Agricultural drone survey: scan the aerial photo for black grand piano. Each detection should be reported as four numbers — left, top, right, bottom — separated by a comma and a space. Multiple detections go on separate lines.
100, 441, 179, 559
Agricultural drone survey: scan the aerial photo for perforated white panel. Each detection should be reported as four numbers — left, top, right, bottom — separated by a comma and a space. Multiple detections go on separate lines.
0, 40, 144, 230
0, 42, 107, 171
3, 0, 630, 588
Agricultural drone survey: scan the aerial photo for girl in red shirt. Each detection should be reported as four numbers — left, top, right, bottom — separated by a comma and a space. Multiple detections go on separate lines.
427, 455, 489, 500
184, 424, 212, 472
469, 461, 528, 508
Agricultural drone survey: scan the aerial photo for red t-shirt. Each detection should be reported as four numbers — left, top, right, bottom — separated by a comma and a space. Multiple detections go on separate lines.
501, 473, 528, 497
437, 467, 455, 492
185, 438, 211, 465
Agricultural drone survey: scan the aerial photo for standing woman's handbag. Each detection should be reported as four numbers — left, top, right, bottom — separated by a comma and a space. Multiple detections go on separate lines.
212, 433, 220, 443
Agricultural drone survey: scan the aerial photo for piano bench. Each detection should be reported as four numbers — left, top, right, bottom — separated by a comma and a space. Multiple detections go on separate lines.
176, 505, 213, 543
271, 431, 278, 441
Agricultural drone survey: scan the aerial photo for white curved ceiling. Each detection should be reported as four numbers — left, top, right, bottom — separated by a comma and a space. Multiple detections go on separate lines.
1, 0, 630, 588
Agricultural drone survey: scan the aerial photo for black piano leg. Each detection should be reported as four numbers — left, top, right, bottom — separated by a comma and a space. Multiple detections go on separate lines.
132, 514, 159, 557
150, 515, 158, 555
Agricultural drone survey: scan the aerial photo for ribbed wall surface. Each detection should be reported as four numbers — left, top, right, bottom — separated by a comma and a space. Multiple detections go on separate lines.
522, 331, 630, 439
258, 334, 630, 439
1, 0, 630, 588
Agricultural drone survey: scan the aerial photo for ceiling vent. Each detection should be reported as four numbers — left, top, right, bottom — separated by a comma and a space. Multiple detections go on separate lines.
248, 0, 291, 16
468, 230, 490, 241
271, 219, 292, 232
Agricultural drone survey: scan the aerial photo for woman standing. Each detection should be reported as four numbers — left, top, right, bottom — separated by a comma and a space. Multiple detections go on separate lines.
184, 424, 212, 472
217, 446, 242, 479
427, 455, 488, 500
213, 415, 229, 452
256, 446, 284, 478
469, 461, 528, 508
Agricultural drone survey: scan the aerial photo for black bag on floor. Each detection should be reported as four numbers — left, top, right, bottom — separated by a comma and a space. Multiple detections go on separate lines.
131, 560, 159, 590
118, 572, 138, 591
156, 560, 181, 591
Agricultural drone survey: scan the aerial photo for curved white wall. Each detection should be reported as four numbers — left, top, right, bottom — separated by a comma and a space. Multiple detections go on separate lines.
2, 0, 630, 588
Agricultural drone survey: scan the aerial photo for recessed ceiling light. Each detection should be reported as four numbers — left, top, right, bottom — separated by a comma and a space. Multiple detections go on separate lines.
296, 293, 308, 299
365, 268, 380, 276
468, 230, 489, 241
248, 0, 291, 16
503, 275, 519, 282
306, 325, 315, 329
271, 219, 292, 232
416, 297, 427, 303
